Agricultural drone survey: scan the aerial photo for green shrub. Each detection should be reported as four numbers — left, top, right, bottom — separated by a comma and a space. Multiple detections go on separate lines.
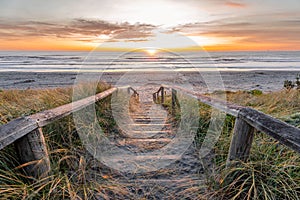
249, 89, 263, 95
284, 80, 294, 90
296, 74, 300, 90
283, 74, 300, 90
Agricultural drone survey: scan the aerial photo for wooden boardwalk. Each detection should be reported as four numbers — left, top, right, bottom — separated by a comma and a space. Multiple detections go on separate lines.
106, 87, 208, 198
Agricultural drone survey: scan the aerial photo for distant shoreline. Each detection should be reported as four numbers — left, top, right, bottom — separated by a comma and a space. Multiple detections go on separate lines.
0, 70, 299, 92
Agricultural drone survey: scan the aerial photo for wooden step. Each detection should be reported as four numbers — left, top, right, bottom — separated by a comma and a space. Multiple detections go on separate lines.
133, 116, 167, 120
130, 114, 166, 118
116, 138, 171, 150
134, 119, 166, 123
117, 138, 172, 145
107, 154, 181, 162
130, 130, 171, 134
120, 131, 172, 139
124, 177, 204, 184
128, 123, 171, 126
133, 117, 166, 120
130, 114, 166, 117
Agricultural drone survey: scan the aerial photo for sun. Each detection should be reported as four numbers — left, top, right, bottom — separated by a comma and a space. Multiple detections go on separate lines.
145, 49, 158, 56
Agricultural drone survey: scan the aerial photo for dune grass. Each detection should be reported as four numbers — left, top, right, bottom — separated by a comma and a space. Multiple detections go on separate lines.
206, 90, 300, 199
161, 89, 300, 199
0, 83, 135, 199
212, 89, 300, 200
225, 89, 300, 118
0, 86, 299, 199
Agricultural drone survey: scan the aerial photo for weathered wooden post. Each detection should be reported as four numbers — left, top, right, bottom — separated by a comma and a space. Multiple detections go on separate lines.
15, 128, 50, 178
161, 87, 164, 104
226, 113, 255, 167
153, 93, 156, 102
172, 89, 176, 114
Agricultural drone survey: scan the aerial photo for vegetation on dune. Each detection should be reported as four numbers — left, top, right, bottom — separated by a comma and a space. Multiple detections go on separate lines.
0, 87, 72, 125
162, 89, 300, 199
0, 83, 134, 199
0, 83, 299, 199
226, 89, 300, 118
208, 89, 300, 199
211, 117, 300, 199
284, 73, 300, 90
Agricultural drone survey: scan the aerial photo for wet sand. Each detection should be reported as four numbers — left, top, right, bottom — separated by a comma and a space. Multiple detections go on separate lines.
0, 70, 298, 92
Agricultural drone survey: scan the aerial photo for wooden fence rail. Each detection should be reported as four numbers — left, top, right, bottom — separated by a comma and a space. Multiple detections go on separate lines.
154, 85, 300, 166
127, 86, 139, 98
0, 87, 119, 178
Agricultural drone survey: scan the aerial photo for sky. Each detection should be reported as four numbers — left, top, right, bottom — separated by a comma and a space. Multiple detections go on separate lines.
0, 0, 300, 51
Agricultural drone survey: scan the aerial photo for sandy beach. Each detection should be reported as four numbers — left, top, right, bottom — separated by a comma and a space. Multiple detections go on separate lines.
0, 70, 299, 92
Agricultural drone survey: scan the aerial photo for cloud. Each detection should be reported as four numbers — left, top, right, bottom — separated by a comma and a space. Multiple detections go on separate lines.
0, 18, 156, 42
171, 14, 300, 46
224, 1, 246, 8
172, 13, 300, 41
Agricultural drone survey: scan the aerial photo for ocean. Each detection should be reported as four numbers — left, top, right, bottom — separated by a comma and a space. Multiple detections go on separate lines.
0, 51, 300, 72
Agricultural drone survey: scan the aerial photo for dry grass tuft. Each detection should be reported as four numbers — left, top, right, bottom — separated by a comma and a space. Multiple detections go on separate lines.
226, 89, 300, 117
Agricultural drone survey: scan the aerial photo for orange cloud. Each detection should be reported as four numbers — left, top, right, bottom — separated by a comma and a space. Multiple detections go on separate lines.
1, 16, 300, 51
172, 15, 300, 51
0, 19, 156, 43
225, 1, 246, 8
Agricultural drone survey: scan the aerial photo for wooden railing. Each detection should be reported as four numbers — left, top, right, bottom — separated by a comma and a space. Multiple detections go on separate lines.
154, 85, 300, 165
0, 87, 129, 178
127, 86, 139, 98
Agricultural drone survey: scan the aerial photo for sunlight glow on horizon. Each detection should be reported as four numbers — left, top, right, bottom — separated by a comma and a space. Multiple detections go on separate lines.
0, 0, 299, 51
144, 48, 158, 56
1, 24, 299, 52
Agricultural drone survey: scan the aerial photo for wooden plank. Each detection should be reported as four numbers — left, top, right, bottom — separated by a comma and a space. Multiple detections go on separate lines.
162, 85, 300, 153
15, 128, 50, 178
128, 87, 139, 97
107, 154, 181, 162
172, 89, 176, 114
130, 130, 171, 134
0, 88, 116, 150
119, 138, 172, 144
239, 107, 300, 153
0, 117, 38, 150
30, 87, 117, 127
227, 115, 255, 166
153, 87, 163, 104
162, 84, 242, 117
161, 87, 164, 104
129, 123, 171, 126
153, 93, 156, 102
156, 87, 162, 94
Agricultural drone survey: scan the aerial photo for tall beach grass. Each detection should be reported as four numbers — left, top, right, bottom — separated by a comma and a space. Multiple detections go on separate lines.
0, 83, 134, 199
162, 89, 300, 199
0, 85, 299, 199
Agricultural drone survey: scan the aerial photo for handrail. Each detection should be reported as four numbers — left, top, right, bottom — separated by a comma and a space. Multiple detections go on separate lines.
0, 86, 119, 178
153, 86, 165, 103
155, 84, 300, 165
117, 85, 139, 97
154, 86, 163, 95
162, 84, 242, 117
128, 86, 139, 97
239, 107, 300, 152
0, 87, 117, 150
